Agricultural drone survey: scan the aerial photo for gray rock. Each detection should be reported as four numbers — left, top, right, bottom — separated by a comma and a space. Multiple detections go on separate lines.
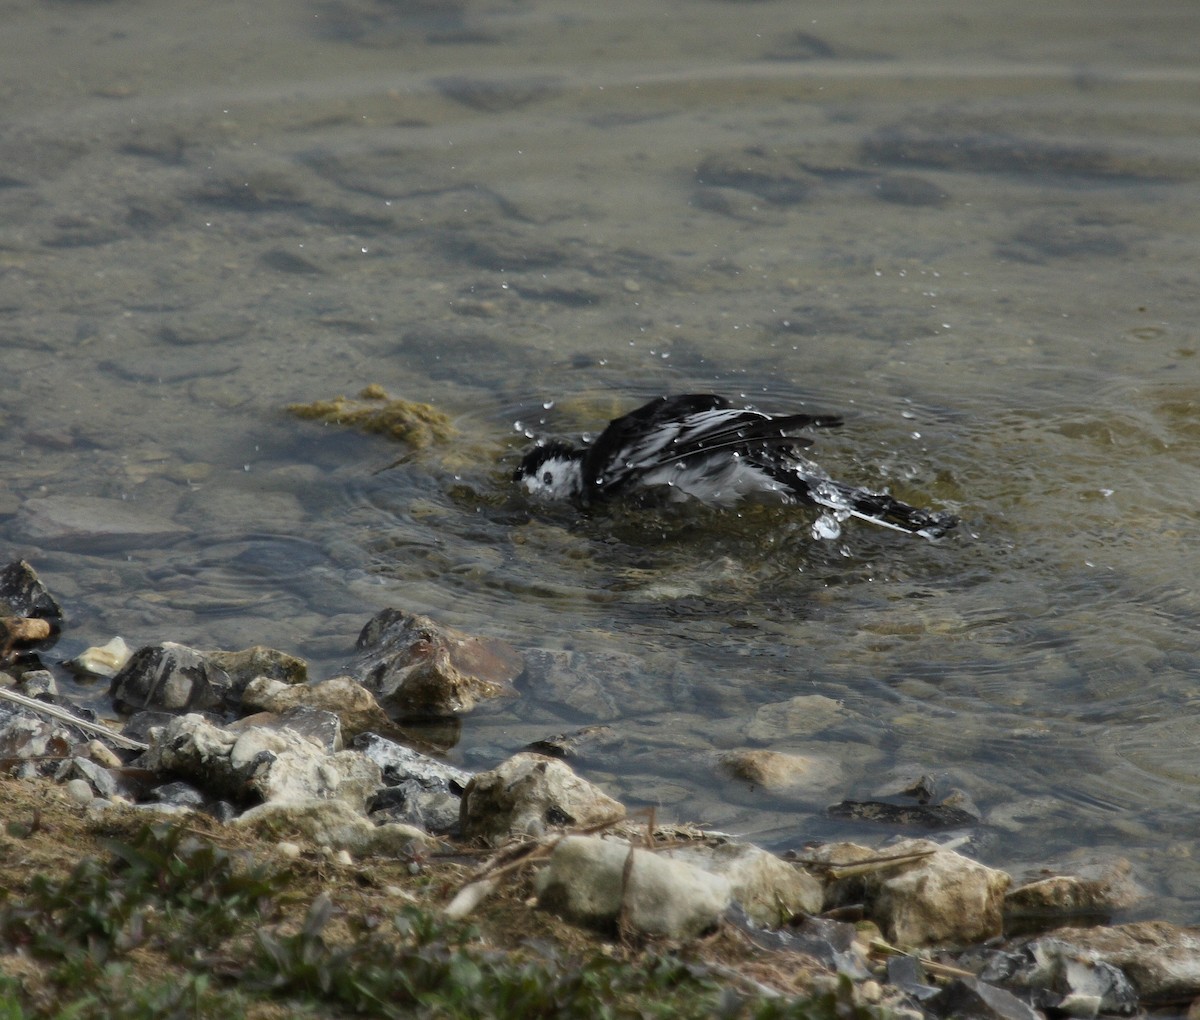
354, 732, 472, 834
63, 756, 141, 801
0, 560, 64, 621
236, 705, 342, 753
15, 669, 57, 700
536, 835, 732, 939
518, 648, 650, 723
350, 608, 522, 719
0, 704, 75, 761
460, 752, 625, 845
14, 495, 188, 551
930, 976, 1042, 1020
1020, 922, 1200, 1005
353, 732, 472, 790
148, 780, 207, 809
110, 642, 231, 713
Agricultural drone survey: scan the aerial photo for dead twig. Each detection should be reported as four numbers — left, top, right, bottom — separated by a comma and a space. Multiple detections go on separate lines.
0, 687, 147, 751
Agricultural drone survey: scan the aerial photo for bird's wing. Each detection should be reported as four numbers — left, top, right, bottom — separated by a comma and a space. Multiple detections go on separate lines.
583, 394, 841, 496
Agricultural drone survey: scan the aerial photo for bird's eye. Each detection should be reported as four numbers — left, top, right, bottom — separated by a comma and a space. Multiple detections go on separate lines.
542, 471, 553, 485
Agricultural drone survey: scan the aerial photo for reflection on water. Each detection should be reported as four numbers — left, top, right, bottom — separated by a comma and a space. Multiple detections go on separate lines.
2, 0, 1200, 921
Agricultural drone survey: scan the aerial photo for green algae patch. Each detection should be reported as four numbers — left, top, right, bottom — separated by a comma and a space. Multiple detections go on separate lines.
287, 385, 456, 448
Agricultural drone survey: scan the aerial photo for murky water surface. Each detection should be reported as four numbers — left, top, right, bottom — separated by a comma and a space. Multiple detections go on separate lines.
3, 0, 1199, 918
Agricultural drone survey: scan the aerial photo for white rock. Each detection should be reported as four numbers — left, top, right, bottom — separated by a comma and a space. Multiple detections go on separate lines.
236, 798, 434, 855
460, 752, 625, 845
536, 835, 732, 939
73, 636, 131, 678
819, 838, 1010, 948
143, 712, 381, 808
64, 778, 95, 805
663, 841, 823, 925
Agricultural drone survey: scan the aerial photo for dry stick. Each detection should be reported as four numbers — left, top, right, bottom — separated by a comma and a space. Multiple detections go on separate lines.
793, 847, 937, 881
0, 687, 148, 751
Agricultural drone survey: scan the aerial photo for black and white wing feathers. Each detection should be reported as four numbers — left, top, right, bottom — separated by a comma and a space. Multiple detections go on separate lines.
580, 394, 842, 501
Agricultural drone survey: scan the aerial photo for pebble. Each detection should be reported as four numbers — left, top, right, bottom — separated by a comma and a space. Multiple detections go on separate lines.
276, 841, 302, 859
87, 739, 123, 768
64, 778, 95, 805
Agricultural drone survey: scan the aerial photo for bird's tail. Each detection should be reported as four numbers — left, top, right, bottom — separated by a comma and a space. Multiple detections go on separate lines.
808, 479, 958, 540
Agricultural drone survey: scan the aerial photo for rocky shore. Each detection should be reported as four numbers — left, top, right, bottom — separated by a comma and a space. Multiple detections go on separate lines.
3, 557, 1199, 1018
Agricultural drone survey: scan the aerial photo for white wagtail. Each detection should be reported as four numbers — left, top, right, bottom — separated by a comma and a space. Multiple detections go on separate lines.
514, 393, 957, 540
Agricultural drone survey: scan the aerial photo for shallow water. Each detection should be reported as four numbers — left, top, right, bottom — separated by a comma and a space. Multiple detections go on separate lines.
3, 0, 1199, 920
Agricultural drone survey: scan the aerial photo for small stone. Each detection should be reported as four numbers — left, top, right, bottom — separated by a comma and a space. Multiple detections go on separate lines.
276, 841, 302, 859
15, 669, 57, 700
819, 838, 1011, 948
64, 778, 94, 805
70, 636, 131, 678
333, 849, 353, 867
205, 645, 307, 696
148, 781, 207, 809
235, 798, 435, 855
718, 748, 842, 794
86, 739, 123, 768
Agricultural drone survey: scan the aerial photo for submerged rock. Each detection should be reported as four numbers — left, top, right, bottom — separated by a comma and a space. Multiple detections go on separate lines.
351, 608, 522, 719
718, 748, 843, 795
459, 751, 625, 845
14, 495, 188, 552
536, 835, 732, 939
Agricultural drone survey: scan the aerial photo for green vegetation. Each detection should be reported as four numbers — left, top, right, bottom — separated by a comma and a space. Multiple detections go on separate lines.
0, 821, 878, 1019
